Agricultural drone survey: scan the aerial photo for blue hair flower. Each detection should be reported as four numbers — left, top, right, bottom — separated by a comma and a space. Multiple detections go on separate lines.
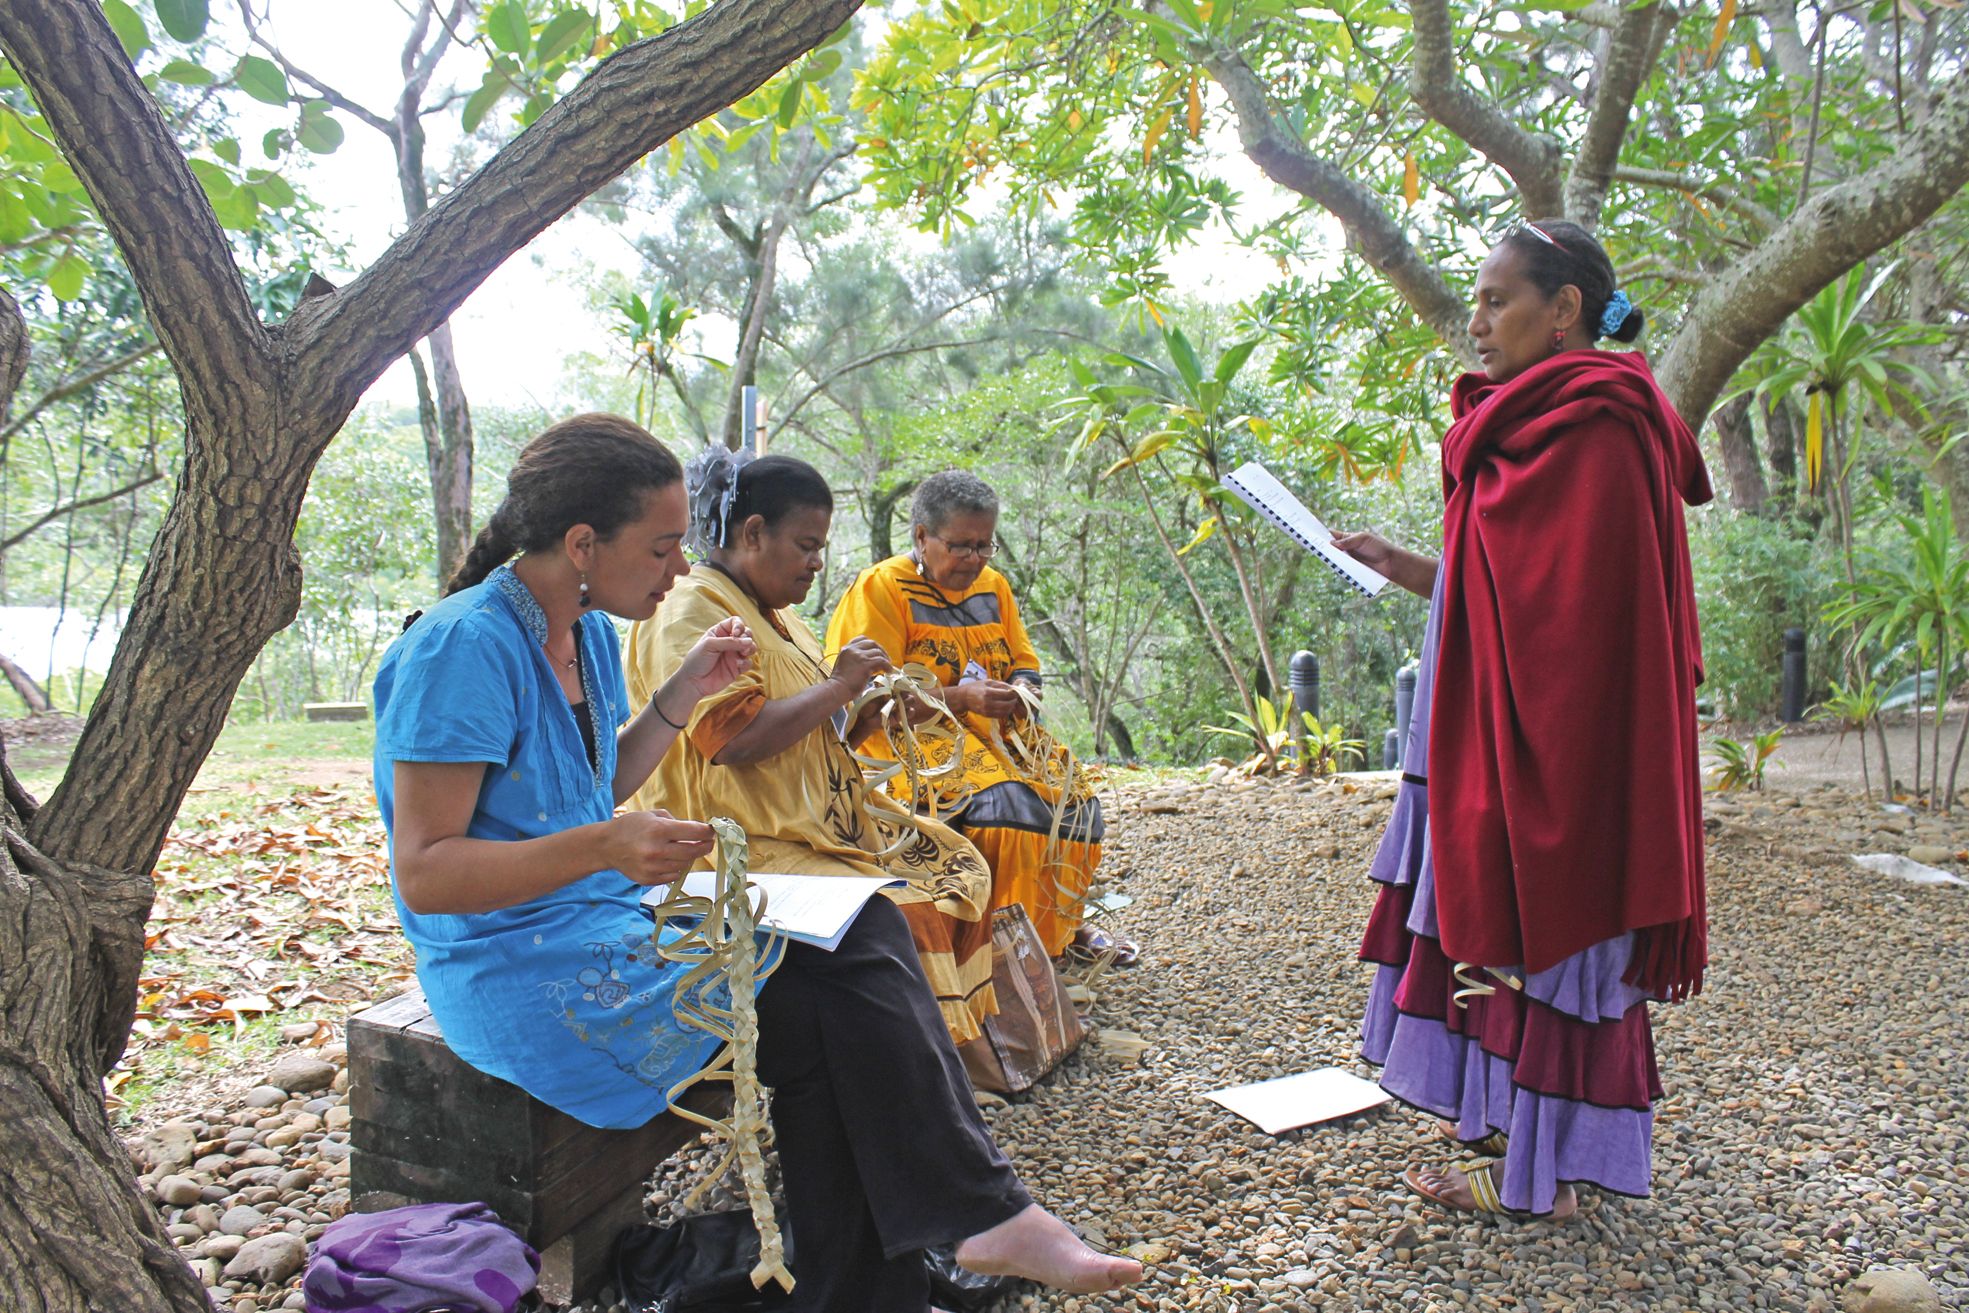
1599, 289, 1632, 338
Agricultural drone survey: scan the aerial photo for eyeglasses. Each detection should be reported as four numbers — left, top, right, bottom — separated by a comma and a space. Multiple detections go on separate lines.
1515, 221, 1570, 253
929, 534, 998, 560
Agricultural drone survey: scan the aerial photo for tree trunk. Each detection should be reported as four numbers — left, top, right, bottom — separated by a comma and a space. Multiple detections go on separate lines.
0, 738, 212, 1313
422, 324, 476, 581
0, 650, 53, 713
1711, 392, 1768, 515
867, 478, 917, 563
0, 0, 864, 1305
409, 341, 475, 585
1764, 397, 1801, 505
721, 213, 789, 451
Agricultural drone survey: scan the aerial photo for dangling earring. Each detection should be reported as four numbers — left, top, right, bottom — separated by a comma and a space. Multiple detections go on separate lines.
1551, 328, 1568, 354
579, 573, 592, 608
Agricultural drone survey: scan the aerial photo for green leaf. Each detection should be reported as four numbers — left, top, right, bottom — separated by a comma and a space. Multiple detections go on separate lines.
212, 184, 260, 231
234, 56, 289, 105
1166, 329, 1205, 392
154, 0, 210, 42
0, 190, 32, 244
40, 161, 81, 192
462, 74, 509, 133
804, 48, 843, 80
776, 79, 804, 129
102, 0, 153, 57
296, 103, 343, 154
248, 171, 297, 208
212, 136, 241, 164
536, 9, 591, 63
484, 1, 531, 55
262, 127, 290, 159
48, 252, 87, 301
1215, 339, 1259, 384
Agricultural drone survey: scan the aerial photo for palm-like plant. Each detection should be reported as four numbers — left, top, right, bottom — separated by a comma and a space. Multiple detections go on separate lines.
1740, 265, 1942, 571
1814, 678, 1890, 801
612, 289, 718, 433
1826, 490, 1969, 812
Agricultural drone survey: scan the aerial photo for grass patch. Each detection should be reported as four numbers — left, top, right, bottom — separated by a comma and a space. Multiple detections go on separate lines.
12, 715, 374, 803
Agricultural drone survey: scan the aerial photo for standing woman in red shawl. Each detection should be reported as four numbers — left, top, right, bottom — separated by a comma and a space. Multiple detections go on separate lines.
1335, 220, 1711, 1218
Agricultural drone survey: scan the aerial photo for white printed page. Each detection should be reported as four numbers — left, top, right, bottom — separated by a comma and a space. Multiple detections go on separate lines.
652, 872, 903, 951
1225, 462, 1390, 597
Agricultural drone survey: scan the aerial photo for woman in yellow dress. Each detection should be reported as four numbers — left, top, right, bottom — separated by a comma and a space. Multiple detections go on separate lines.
825, 471, 1133, 964
625, 452, 997, 1043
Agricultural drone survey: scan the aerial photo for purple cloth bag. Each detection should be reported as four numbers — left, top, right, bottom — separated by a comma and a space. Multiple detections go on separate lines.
303, 1201, 540, 1313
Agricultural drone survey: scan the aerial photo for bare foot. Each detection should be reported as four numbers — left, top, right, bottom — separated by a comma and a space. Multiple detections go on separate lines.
955, 1205, 1143, 1293
1406, 1163, 1578, 1219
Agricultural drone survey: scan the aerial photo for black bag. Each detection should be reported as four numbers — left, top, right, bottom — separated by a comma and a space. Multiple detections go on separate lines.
614, 1210, 795, 1313
925, 1242, 1021, 1311
615, 1214, 1020, 1313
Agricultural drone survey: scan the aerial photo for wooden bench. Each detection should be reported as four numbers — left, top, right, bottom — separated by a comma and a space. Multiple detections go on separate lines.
347, 987, 730, 1305
303, 701, 370, 722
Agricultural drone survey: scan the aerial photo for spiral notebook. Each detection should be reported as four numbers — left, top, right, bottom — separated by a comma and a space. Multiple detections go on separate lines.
1224, 462, 1389, 598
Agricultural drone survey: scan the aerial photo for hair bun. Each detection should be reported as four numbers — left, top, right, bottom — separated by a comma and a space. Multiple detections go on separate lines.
1608, 303, 1646, 344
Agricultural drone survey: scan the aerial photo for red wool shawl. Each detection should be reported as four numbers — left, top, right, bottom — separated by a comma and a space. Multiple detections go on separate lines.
1427, 349, 1712, 1000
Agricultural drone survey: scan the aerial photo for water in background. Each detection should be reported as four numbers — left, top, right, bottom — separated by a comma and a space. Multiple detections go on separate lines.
0, 605, 125, 680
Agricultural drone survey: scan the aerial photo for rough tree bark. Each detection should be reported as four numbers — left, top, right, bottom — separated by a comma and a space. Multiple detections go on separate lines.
0, 1, 863, 1308
1711, 392, 1769, 515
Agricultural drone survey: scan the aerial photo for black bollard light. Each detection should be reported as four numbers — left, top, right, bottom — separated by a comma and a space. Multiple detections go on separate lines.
1383, 727, 1401, 770
1394, 663, 1418, 752
1780, 627, 1807, 723
1289, 650, 1321, 723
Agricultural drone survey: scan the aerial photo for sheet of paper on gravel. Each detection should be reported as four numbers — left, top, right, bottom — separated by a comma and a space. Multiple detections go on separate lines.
1205, 1067, 1391, 1135
1849, 853, 1967, 886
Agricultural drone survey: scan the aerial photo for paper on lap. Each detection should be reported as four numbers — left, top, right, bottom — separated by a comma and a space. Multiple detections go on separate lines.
642, 872, 903, 951
1204, 1067, 1392, 1135
1224, 461, 1390, 598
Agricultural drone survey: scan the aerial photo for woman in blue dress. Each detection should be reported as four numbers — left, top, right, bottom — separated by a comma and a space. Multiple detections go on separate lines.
372, 414, 1140, 1310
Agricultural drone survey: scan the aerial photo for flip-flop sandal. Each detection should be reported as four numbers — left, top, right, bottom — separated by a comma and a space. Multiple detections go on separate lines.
1067, 926, 1142, 967
1403, 1159, 1510, 1213
1403, 1160, 1577, 1220
1436, 1120, 1509, 1157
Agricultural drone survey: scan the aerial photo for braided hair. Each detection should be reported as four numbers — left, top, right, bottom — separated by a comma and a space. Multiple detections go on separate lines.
1499, 220, 1645, 344
443, 413, 683, 596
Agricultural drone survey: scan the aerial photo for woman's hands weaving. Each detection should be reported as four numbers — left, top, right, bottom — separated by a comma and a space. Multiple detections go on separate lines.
673, 617, 757, 703
604, 809, 716, 886
949, 678, 1025, 720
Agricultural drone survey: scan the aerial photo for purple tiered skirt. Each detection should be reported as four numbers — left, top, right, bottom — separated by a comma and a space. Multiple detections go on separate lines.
1358, 574, 1660, 1214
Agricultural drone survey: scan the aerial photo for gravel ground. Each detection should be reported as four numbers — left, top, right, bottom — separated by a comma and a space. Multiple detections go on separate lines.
130, 774, 1969, 1312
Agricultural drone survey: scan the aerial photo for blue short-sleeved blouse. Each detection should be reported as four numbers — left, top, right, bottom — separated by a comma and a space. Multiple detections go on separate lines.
372, 565, 726, 1128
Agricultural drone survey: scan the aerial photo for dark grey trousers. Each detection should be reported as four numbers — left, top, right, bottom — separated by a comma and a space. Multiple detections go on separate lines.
755, 897, 1030, 1313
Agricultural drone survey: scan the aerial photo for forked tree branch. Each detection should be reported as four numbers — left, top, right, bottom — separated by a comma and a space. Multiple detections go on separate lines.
1564, 1, 1676, 226
0, 1, 270, 410
1409, 0, 1565, 217
1203, 42, 1475, 363
287, 0, 865, 429
1656, 72, 1969, 426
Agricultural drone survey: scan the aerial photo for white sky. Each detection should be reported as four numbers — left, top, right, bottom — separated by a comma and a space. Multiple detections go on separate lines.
234, 1, 1317, 411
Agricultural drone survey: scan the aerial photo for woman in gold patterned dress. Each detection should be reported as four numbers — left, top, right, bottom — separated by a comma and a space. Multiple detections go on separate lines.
624, 453, 996, 1043
825, 470, 1131, 964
